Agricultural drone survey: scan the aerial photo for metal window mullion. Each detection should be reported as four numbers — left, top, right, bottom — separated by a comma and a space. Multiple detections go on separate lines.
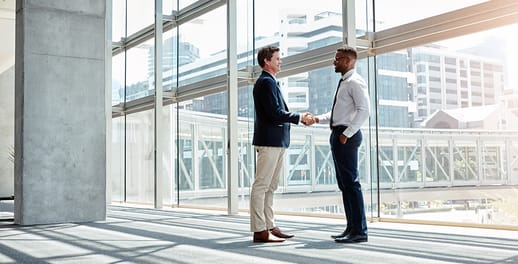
106, 0, 113, 205
477, 137, 483, 184
310, 134, 316, 191
505, 138, 511, 184
421, 136, 426, 187
343, 0, 356, 48
193, 123, 200, 192
392, 137, 399, 188
226, 0, 238, 215
123, 0, 128, 203
154, 0, 164, 209
170, 106, 176, 205
449, 136, 454, 185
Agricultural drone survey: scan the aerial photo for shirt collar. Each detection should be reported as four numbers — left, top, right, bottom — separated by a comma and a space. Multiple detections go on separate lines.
341, 68, 355, 81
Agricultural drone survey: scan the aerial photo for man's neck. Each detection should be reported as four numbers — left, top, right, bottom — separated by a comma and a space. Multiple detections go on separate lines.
264, 69, 276, 77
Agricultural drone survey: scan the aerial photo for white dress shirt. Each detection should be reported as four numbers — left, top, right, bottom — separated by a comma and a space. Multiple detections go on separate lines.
316, 69, 370, 138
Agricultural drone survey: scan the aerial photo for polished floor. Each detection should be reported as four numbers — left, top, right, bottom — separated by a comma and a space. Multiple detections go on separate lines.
1, 204, 518, 263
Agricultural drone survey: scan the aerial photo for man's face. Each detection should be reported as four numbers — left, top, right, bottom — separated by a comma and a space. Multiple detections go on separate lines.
265, 51, 282, 75
333, 51, 351, 74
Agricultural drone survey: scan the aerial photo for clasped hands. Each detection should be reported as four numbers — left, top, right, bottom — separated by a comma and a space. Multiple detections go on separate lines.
301, 112, 347, 144
301, 112, 318, 126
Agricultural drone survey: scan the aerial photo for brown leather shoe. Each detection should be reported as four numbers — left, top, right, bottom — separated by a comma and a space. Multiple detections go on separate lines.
269, 227, 294, 239
253, 230, 285, 243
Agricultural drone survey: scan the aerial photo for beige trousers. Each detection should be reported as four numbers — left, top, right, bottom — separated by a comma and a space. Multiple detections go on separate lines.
250, 146, 285, 232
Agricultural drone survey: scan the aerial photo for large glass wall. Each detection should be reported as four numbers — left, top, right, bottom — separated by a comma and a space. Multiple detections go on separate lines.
373, 0, 488, 31
125, 110, 155, 204
377, 24, 518, 226
110, 0, 518, 229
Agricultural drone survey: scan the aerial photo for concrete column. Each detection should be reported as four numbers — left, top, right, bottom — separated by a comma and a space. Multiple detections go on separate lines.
15, 0, 106, 225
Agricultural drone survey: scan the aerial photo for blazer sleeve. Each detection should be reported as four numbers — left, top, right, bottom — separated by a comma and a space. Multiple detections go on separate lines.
254, 77, 300, 125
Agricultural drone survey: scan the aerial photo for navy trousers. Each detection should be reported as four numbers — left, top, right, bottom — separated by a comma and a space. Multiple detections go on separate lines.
330, 127, 367, 236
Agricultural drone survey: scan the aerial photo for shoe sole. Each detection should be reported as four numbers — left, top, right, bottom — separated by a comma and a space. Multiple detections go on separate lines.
334, 239, 368, 243
253, 239, 285, 243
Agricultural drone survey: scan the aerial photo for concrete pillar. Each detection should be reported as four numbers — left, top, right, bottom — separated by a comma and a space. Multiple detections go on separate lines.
15, 0, 106, 225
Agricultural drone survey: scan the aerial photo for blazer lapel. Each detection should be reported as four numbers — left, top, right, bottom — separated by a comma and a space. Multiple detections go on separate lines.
276, 81, 289, 111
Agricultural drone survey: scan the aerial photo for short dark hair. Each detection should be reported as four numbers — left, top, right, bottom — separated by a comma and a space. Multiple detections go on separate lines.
257, 45, 280, 68
337, 45, 358, 60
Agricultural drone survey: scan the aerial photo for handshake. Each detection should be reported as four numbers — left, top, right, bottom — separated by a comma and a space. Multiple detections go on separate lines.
301, 112, 319, 126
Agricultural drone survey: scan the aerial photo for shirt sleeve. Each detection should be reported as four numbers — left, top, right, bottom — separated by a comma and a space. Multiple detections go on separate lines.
343, 76, 370, 138
315, 112, 331, 124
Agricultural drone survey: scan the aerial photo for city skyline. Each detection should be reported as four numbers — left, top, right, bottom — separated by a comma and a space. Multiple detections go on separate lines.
116, 8, 514, 130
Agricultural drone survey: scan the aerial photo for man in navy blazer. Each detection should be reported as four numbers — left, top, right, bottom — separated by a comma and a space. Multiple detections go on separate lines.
250, 45, 314, 243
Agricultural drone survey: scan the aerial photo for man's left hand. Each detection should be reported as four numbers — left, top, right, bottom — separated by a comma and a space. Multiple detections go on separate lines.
339, 134, 347, 144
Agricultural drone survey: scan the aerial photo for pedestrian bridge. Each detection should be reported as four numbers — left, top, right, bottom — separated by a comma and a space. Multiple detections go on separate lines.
118, 109, 518, 217
162, 110, 518, 195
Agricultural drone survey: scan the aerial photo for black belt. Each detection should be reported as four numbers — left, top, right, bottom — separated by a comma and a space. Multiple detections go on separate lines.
331, 125, 348, 131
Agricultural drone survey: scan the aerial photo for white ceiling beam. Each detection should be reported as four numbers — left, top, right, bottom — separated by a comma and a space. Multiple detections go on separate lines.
372, 0, 518, 55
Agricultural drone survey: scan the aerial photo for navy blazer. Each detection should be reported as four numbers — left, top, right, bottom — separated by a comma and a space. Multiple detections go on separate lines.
252, 71, 300, 148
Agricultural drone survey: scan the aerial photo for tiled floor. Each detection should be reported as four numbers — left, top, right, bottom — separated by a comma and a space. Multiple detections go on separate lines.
0, 205, 517, 263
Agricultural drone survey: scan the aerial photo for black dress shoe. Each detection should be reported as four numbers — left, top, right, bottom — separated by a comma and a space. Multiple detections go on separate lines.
334, 234, 368, 243
331, 229, 350, 239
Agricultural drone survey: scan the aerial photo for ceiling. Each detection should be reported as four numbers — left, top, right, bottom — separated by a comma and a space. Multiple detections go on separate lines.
0, 0, 14, 74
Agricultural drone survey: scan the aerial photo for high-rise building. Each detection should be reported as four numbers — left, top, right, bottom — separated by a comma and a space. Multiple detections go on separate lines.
410, 45, 505, 126
134, 10, 509, 130
376, 51, 415, 128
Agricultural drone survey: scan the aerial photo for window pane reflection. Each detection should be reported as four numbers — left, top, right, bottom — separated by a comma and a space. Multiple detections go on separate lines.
126, 1, 154, 37
162, 30, 178, 91
374, 0, 487, 31
112, 53, 124, 105
112, 0, 125, 41
126, 38, 155, 102
126, 110, 154, 204
179, 0, 198, 10
178, 6, 226, 87
255, 0, 343, 56
378, 24, 518, 226
175, 93, 228, 209
163, 0, 177, 16
111, 117, 124, 203
109, 0, 518, 228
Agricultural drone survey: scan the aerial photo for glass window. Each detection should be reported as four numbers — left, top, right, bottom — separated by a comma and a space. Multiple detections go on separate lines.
112, 53, 124, 105
177, 6, 226, 87
162, 105, 174, 206
175, 93, 228, 209
109, 0, 518, 229
126, 38, 155, 102
179, 0, 198, 10
255, 0, 343, 56
163, 0, 177, 16
126, 1, 154, 37
162, 30, 178, 91
125, 109, 155, 204
379, 23, 518, 226
112, 0, 126, 42
111, 116, 125, 202
374, 0, 488, 31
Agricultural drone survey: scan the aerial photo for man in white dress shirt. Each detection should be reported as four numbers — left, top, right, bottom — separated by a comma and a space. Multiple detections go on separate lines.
313, 45, 370, 243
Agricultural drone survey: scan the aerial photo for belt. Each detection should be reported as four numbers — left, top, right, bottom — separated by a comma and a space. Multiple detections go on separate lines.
330, 125, 348, 130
